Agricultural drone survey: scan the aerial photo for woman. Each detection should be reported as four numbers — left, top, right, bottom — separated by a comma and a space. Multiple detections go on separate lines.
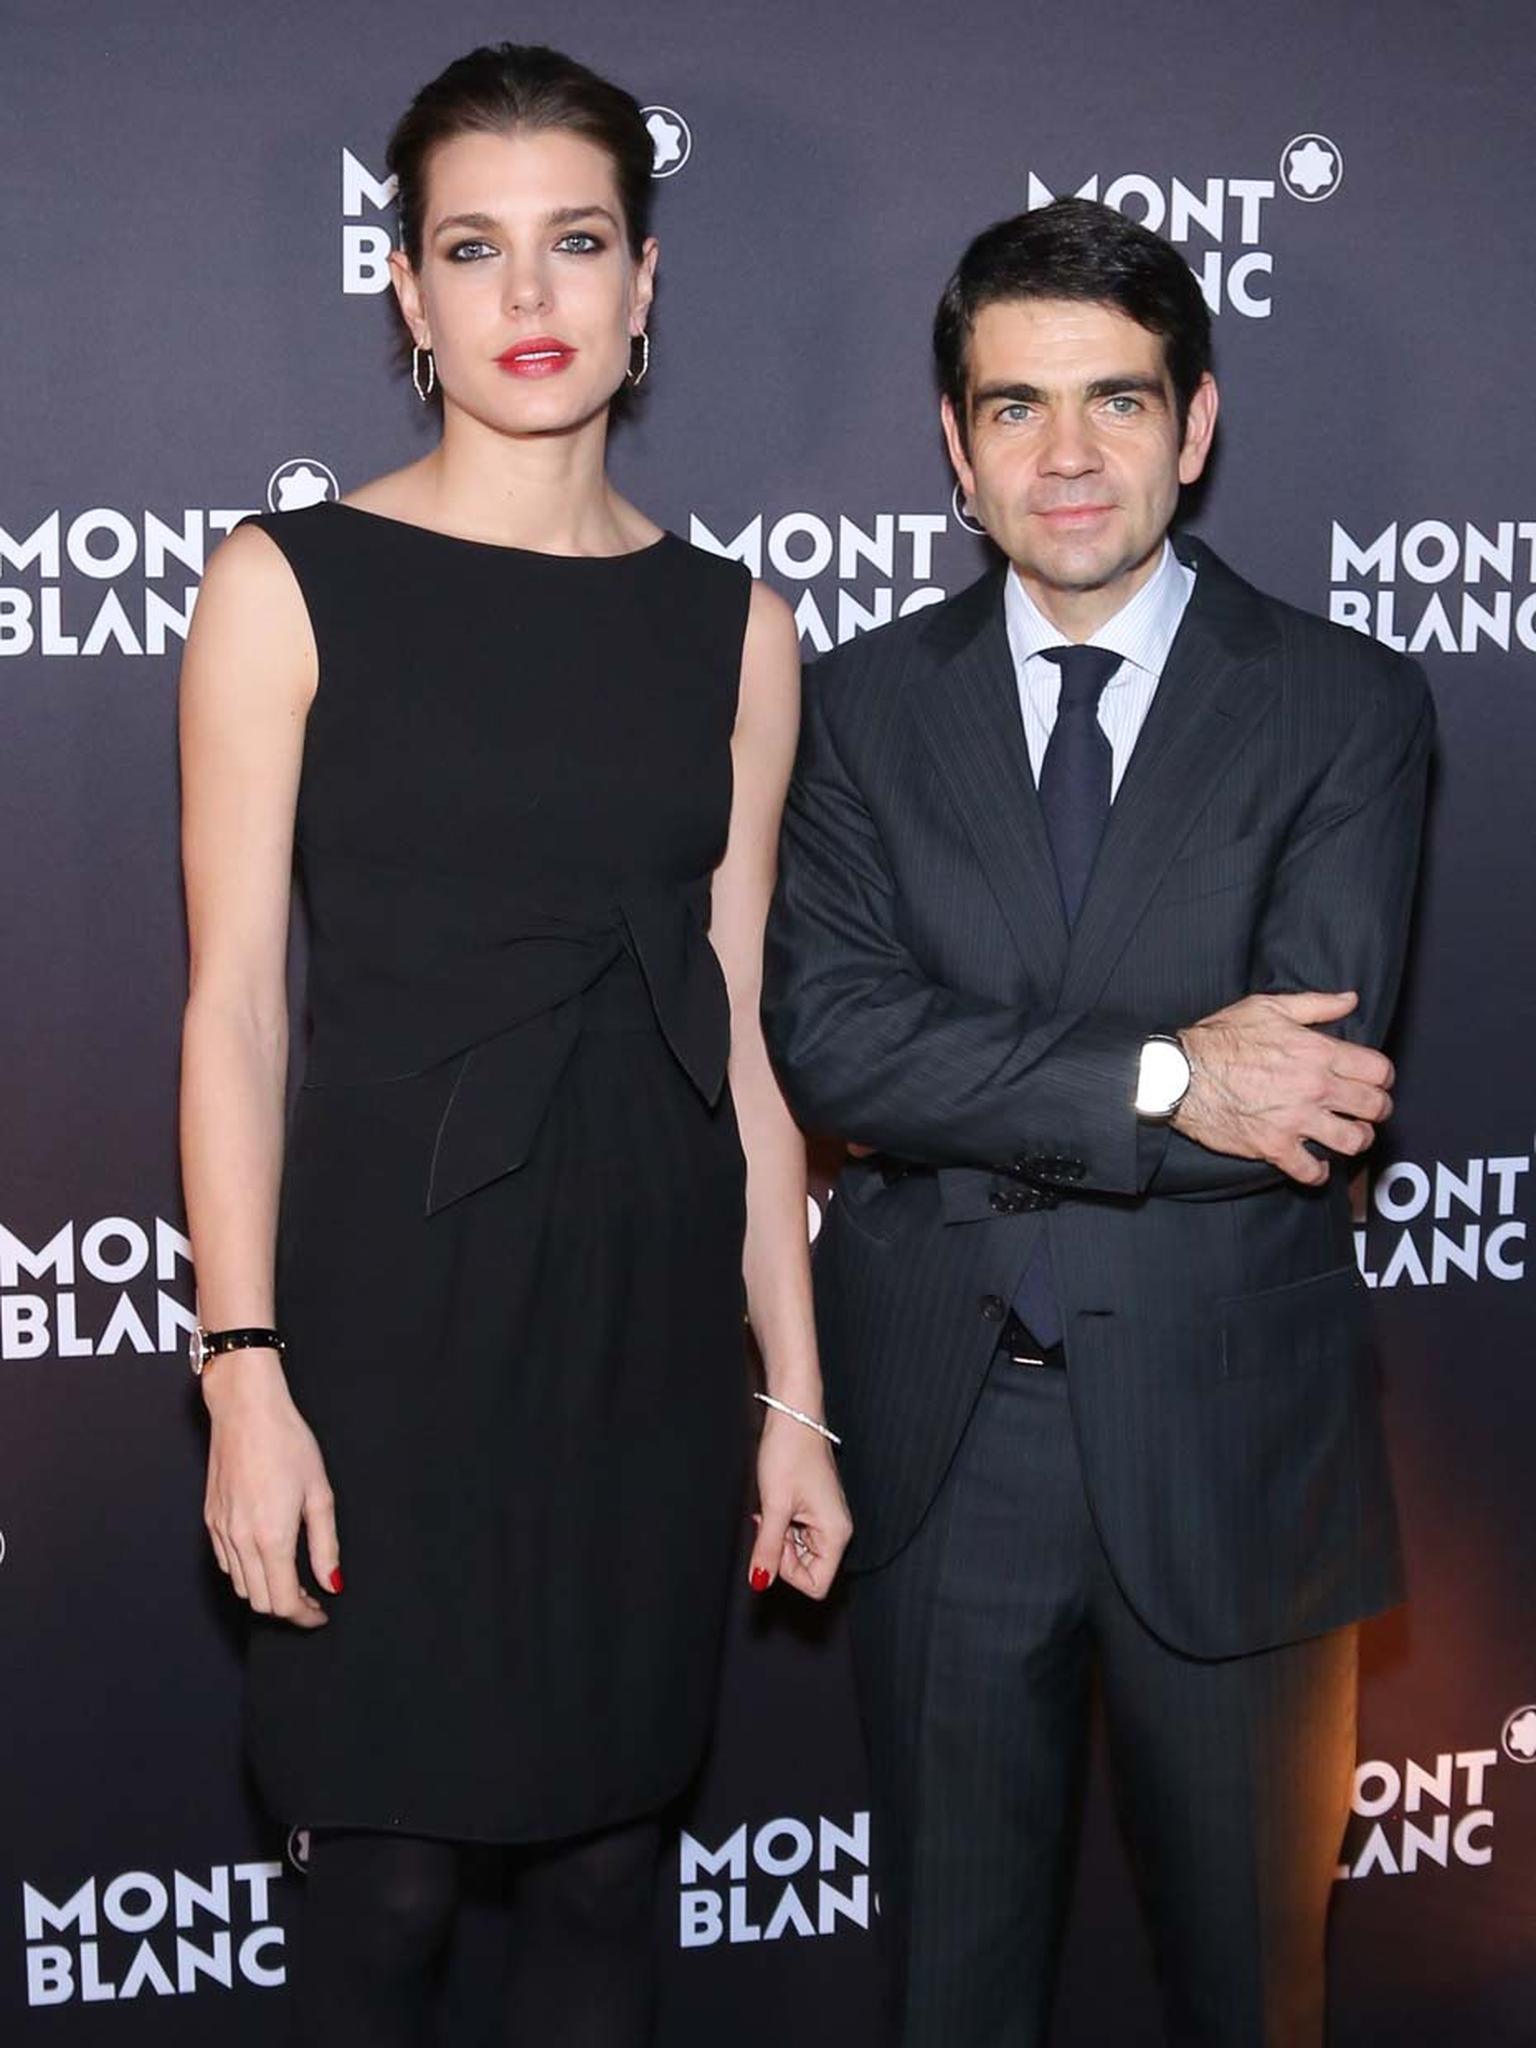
178, 42, 850, 2044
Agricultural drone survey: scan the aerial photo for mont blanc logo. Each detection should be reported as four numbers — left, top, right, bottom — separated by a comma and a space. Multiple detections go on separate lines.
690, 505, 961, 651
1329, 517, 1536, 655
678, 1811, 872, 1948
1026, 138, 1345, 318
1334, 1712, 1531, 1881
1, 1215, 196, 1360
1280, 134, 1343, 202
0, 466, 337, 659
1352, 1149, 1530, 1290
0, 502, 256, 659
267, 459, 339, 514
22, 1860, 287, 2005
641, 105, 691, 178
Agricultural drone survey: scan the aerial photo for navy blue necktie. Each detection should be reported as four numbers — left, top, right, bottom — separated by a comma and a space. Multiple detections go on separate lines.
1012, 643, 1121, 1347
1037, 642, 1120, 924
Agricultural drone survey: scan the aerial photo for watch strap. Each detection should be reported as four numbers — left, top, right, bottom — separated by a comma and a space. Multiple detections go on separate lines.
190, 1325, 285, 1376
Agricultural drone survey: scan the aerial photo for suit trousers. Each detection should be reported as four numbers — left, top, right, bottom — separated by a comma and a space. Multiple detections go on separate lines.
849, 1355, 1358, 2048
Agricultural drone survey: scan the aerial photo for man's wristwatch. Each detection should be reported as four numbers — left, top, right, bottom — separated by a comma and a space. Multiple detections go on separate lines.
189, 1326, 285, 1377
1134, 1033, 1193, 1121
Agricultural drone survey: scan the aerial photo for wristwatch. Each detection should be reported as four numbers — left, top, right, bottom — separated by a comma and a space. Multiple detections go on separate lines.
1134, 1034, 1192, 1120
189, 1325, 285, 1377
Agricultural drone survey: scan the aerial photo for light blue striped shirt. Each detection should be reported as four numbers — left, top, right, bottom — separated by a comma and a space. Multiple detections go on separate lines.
1003, 541, 1196, 799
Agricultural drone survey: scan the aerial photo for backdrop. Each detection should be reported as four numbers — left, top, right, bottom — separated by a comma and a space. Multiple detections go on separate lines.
3, 1, 1532, 2040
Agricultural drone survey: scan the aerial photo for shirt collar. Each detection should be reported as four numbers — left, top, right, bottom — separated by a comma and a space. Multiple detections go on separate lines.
1003, 539, 1194, 684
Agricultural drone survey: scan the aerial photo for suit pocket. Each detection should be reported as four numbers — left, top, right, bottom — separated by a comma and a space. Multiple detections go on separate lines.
1218, 1263, 1367, 1382
1159, 826, 1273, 906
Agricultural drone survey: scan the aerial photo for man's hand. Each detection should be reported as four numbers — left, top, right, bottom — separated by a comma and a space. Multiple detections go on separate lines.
1173, 991, 1394, 1188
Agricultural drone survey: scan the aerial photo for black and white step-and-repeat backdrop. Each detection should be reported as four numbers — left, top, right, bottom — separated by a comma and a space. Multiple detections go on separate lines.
3, 0, 1532, 2039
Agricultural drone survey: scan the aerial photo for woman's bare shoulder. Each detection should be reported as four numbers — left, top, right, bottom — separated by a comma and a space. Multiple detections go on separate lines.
187, 525, 316, 709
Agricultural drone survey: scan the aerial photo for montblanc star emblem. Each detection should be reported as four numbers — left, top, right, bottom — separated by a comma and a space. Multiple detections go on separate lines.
1280, 134, 1343, 202
267, 458, 339, 513
1503, 1706, 1536, 1763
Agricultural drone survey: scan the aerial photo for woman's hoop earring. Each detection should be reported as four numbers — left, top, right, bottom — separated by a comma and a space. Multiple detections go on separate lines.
412, 344, 436, 403
626, 332, 650, 388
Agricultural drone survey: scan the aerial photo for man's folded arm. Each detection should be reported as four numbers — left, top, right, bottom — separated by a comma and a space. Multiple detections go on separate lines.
764, 654, 1435, 1201
763, 676, 1148, 1193
1147, 659, 1435, 1198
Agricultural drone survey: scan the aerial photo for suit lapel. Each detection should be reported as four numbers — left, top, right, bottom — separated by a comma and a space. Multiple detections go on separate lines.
909, 540, 1282, 1004
1059, 537, 1282, 1010
912, 570, 1070, 987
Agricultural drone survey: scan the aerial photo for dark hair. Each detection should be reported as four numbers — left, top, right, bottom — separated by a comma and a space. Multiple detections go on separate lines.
387, 42, 655, 267
933, 197, 1212, 440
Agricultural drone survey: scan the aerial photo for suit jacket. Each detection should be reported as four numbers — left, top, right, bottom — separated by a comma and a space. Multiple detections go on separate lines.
762, 534, 1434, 1659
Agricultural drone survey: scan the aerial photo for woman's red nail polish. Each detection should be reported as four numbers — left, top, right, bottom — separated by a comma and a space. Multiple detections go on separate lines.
328, 1568, 344, 1594
749, 1566, 772, 1593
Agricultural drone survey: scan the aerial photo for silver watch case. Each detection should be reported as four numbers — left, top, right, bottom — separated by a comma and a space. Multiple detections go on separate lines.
1135, 1033, 1192, 1120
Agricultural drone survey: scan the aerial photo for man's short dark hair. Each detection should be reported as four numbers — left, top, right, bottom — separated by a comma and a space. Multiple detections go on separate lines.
933, 197, 1213, 440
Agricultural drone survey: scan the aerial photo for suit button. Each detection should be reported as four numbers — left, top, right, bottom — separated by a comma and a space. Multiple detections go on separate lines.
979, 1294, 1006, 1321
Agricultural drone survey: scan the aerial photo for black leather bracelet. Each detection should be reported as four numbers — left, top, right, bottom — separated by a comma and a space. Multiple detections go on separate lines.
189, 1326, 285, 1377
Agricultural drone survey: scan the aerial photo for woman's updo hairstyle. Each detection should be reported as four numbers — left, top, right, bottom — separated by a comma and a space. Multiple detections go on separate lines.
387, 42, 656, 268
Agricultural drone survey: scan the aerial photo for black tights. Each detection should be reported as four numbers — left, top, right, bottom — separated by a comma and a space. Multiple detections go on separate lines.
286, 1818, 663, 2047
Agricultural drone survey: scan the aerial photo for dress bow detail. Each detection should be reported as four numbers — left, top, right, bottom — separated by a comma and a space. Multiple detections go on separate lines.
297, 855, 729, 1214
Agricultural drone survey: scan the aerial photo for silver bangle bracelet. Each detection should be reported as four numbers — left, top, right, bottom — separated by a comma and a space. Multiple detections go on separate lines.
753, 1391, 842, 1447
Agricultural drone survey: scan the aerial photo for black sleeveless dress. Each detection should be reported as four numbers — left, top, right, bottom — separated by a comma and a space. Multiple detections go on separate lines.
241, 503, 753, 1844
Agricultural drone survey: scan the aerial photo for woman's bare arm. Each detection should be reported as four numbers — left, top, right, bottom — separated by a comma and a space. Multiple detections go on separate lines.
711, 581, 852, 1600
179, 524, 339, 1627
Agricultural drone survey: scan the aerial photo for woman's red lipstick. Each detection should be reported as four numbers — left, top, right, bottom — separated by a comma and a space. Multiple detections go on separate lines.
497, 336, 577, 377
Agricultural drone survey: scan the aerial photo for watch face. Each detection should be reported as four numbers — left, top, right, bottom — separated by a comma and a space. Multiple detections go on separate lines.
189, 1326, 208, 1374
1139, 1038, 1191, 1116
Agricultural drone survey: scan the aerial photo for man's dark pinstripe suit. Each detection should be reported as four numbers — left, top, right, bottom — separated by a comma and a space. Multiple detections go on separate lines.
762, 534, 1434, 2045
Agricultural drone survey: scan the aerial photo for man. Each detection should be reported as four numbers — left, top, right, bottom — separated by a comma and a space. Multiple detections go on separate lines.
762, 198, 1433, 2047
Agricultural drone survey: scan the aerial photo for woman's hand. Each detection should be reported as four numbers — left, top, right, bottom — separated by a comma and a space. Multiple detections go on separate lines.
749, 1408, 853, 1601
202, 1353, 341, 1628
